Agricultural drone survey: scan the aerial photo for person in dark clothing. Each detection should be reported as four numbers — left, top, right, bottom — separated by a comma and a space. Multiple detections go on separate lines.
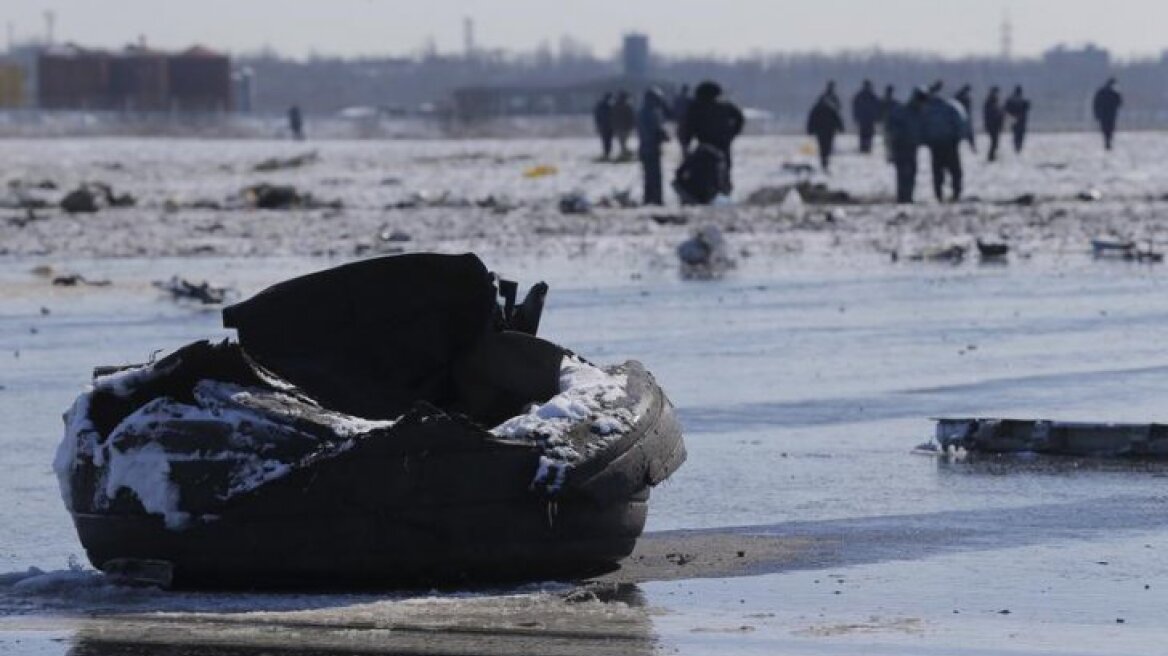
923, 88, 971, 202
808, 93, 845, 172
885, 88, 927, 204
677, 80, 746, 190
673, 85, 693, 155
821, 80, 842, 110
879, 85, 897, 123
610, 91, 636, 159
593, 93, 614, 160
852, 80, 881, 154
1003, 86, 1031, 154
983, 87, 1005, 162
288, 105, 304, 141
637, 88, 671, 206
1093, 78, 1123, 151
954, 85, 976, 152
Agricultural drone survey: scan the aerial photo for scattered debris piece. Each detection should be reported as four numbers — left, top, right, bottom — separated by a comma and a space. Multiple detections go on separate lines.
242, 184, 341, 211
5, 208, 45, 228
678, 225, 735, 279
1077, 188, 1103, 202
909, 244, 965, 262
559, 192, 592, 214
60, 187, 99, 214
1005, 193, 1036, 206
781, 161, 816, 176
51, 273, 111, 287
651, 214, 689, 226
252, 151, 319, 172
378, 227, 412, 242
976, 239, 1009, 260
523, 164, 558, 179
152, 276, 236, 305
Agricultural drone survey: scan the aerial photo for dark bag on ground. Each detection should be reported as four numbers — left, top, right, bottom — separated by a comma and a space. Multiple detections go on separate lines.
673, 144, 729, 205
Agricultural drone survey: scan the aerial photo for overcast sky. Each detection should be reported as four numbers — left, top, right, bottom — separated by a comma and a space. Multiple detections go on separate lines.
4, 0, 1165, 60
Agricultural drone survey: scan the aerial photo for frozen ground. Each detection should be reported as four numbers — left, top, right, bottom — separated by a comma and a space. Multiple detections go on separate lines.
0, 133, 1166, 261
2, 134, 1168, 654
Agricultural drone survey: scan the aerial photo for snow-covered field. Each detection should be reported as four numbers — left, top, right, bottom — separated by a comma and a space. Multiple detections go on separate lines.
1, 133, 1165, 261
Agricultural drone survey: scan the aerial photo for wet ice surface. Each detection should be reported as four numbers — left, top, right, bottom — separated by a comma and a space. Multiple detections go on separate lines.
3, 134, 1168, 653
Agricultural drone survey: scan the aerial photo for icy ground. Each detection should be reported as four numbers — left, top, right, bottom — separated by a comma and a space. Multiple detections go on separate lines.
3, 133, 1168, 654
0, 133, 1166, 260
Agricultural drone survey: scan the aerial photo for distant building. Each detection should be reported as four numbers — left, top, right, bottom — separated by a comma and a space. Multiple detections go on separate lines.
622, 33, 650, 79
0, 61, 25, 108
451, 35, 666, 119
34, 43, 234, 111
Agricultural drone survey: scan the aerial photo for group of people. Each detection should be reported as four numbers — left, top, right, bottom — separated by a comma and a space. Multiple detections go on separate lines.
596, 76, 1125, 206
594, 81, 745, 206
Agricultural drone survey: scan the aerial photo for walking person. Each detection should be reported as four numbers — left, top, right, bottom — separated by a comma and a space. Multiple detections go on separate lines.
610, 91, 636, 159
1093, 78, 1123, 151
288, 105, 304, 141
983, 87, 1005, 162
637, 88, 671, 206
923, 88, 971, 202
593, 93, 614, 160
885, 88, 927, 204
880, 85, 897, 122
1004, 86, 1031, 154
807, 86, 845, 172
852, 80, 881, 154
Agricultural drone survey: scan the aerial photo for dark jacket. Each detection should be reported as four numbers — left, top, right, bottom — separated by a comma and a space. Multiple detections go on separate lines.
922, 96, 971, 144
852, 87, 881, 126
807, 99, 845, 136
885, 102, 924, 155
983, 95, 1004, 133
593, 98, 613, 133
1004, 96, 1030, 126
678, 98, 745, 152
637, 93, 670, 155
611, 98, 635, 136
1093, 86, 1122, 124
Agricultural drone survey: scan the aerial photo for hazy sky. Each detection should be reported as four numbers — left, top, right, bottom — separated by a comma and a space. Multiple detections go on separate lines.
4, 0, 1165, 60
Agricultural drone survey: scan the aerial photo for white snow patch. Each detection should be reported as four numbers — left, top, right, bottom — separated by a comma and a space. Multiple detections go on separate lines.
104, 441, 189, 530
491, 355, 633, 447
93, 359, 180, 397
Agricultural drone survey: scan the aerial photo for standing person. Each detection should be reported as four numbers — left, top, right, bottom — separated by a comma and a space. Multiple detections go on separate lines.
677, 80, 745, 185
807, 92, 845, 172
1093, 78, 1123, 151
288, 105, 304, 141
673, 84, 693, 155
852, 80, 881, 154
923, 88, 971, 202
879, 85, 897, 123
610, 91, 636, 159
1004, 86, 1031, 154
983, 87, 1005, 162
637, 88, 671, 206
885, 88, 927, 204
954, 84, 976, 152
593, 93, 614, 160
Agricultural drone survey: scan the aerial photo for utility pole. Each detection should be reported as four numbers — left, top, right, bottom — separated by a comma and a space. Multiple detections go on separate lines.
463, 17, 475, 60
44, 10, 55, 47
1000, 10, 1013, 61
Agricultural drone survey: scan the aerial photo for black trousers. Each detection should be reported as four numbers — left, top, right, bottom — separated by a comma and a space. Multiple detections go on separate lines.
894, 148, 917, 204
1012, 124, 1026, 153
986, 127, 1002, 161
928, 140, 962, 202
1100, 119, 1117, 150
815, 132, 835, 171
858, 123, 875, 153
599, 131, 613, 159
640, 151, 663, 205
